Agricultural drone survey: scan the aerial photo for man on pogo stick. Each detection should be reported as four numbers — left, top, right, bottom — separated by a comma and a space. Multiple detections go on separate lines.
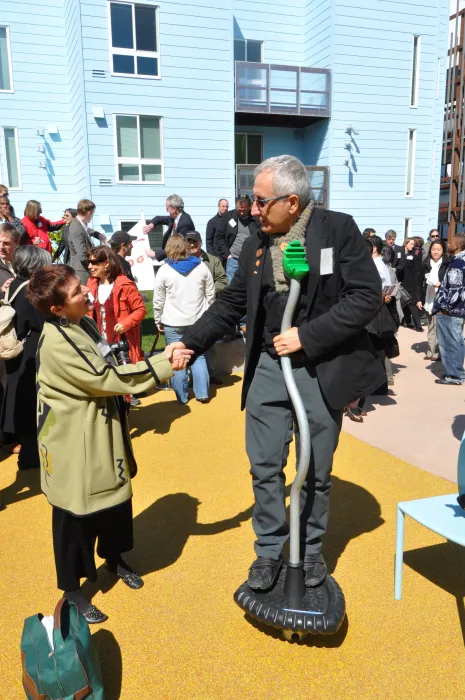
171, 156, 385, 590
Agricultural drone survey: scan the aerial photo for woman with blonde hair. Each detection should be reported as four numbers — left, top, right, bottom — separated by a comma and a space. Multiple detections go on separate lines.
153, 234, 215, 404
21, 200, 64, 253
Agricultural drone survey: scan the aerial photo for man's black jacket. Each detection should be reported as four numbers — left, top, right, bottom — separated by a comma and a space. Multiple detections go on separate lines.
214, 209, 260, 261
182, 208, 385, 410
206, 212, 222, 254
150, 211, 195, 249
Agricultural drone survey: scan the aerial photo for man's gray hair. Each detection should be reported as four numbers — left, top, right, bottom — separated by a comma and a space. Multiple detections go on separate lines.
166, 194, 184, 211
0, 222, 22, 244
13, 245, 52, 278
385, 229, 397, 238
254, 155, 311, 210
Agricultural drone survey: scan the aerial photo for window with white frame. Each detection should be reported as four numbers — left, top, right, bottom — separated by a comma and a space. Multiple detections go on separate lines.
436, 58, 441, 99
405, 129, 416, 197
234, 39, 263, 63
404, 217, 412, 238
235, 133, 263, 165
109, 2, 160, 78
115, 114, 163, 183
0, 27, 13, 92
410, 36, 421, 107
1, 127, 21, 189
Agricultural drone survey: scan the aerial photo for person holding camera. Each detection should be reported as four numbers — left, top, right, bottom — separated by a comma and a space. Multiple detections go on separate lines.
26, 264, 193, 623
86, 246, 147, 406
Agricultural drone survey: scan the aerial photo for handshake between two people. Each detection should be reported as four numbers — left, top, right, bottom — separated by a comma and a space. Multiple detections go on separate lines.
163, 342, 193, 371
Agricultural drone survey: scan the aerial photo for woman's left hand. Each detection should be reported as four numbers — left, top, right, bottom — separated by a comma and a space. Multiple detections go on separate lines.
114, 322, 125, 334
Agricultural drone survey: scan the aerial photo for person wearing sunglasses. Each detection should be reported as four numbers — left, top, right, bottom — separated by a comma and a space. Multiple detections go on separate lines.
213, 194, 260, 278
422, 228, 441, 262
169, 155, 384, 593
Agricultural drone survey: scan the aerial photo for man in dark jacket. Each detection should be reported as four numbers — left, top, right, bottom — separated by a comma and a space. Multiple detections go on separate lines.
170, 155, 384, 592
206, 198, 229, 254
385, 230, 403, 267
0, 196, 26, 239
143, 194, 194, 251
433, 234, 465, 385
109, 231, 137, 282
214, 194, 260, 281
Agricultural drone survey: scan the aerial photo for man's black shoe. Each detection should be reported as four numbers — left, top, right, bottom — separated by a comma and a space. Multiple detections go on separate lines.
247, 556, 283, 591
304, 553, 327, 587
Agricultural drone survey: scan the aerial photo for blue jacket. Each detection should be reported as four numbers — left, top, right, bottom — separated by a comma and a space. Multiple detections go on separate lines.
433, 253, 465, 318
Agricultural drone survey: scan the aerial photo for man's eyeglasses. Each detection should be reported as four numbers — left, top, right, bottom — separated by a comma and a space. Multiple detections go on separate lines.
250, 194, 292, 208
430, 234, 440, 239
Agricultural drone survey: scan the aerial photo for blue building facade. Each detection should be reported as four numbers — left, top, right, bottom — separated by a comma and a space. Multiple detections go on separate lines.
0, 0, 450, 240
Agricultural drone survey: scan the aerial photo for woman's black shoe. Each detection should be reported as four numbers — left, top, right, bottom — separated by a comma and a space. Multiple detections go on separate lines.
117, 571, 144, 589
83, 605, 108, 624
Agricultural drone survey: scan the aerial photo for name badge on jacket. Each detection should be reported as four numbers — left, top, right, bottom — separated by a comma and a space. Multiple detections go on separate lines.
320, 248, 334, 276
229, 219, 237, 228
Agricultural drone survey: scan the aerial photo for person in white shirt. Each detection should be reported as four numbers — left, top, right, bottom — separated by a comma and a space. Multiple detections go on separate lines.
423, 239, 448, 361
153, 234, 215, 405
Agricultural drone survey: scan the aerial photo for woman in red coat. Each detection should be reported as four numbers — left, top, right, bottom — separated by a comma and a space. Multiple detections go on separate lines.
86, 246, 146, 365
21, 200, 64, 253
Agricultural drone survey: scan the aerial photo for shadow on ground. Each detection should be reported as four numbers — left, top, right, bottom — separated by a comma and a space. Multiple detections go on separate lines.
0, 467, 41, 509
129, 375, 242, 437
83, 474, 384, 640
453, 415, 465, 441
92, 629, 122, 700
404, 541, 465, 646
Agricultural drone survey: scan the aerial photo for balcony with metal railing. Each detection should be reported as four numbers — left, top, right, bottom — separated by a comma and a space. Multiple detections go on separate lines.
235, 62, 331, 127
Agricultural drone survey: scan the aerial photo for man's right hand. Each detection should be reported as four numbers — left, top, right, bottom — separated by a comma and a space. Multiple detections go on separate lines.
143, 224, 154, 235
145, 249, 155, 259
1, 278, 13, 294
163, 342, 193, 371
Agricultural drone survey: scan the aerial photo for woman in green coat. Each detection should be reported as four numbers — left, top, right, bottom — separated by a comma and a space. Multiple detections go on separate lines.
27, 265, 193, 623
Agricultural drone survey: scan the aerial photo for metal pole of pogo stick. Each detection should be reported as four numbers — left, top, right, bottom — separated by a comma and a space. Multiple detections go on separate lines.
280, 278, 312, 567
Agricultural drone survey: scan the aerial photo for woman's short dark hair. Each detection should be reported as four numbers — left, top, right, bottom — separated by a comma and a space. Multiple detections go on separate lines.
381, 244, 395, 265
86, 246, 122, 282
370, 235, 384, 255
26, 264, 77, 318
13, 245, 51, 278
64, 208, 77, 218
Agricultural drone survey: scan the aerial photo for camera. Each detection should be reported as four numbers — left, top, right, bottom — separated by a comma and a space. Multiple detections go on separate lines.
110, 335, 130, 365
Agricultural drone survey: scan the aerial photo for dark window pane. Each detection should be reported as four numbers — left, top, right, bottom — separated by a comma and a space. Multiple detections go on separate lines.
234, 40, 246, 62
246, 41, 262, 63
247, 135, 262, 164
135, 5, 157, 52
140, 116, 160, 159
118, 164, 140, 181
142, 164, 162, 182
235, 134, 246, 165
113, 54, 135, 74
110, 3, 133, 49
137, 56, 158, 76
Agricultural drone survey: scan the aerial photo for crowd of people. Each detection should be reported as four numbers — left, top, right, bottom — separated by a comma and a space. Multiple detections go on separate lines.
349, 225, 465, 421
1, 154, 465, 630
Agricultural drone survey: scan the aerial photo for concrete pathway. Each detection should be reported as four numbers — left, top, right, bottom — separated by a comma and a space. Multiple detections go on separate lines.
343, 325, 465, 483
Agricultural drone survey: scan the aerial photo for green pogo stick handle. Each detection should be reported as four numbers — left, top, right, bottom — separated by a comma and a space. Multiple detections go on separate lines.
282, 240, 310, 281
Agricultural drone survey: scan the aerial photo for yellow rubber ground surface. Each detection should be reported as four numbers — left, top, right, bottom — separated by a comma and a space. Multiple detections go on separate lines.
2, 375, 465, 699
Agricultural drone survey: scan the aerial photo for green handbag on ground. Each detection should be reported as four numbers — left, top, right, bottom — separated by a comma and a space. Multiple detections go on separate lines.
20, 599, 105, 699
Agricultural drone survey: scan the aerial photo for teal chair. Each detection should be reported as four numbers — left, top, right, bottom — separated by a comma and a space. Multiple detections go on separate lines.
395, 430, 465, 600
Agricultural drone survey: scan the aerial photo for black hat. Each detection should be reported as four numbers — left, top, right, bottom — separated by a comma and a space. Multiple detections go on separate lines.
236, 193, 252, 203
186, 231, 202, 242
109, 231, 137, 245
